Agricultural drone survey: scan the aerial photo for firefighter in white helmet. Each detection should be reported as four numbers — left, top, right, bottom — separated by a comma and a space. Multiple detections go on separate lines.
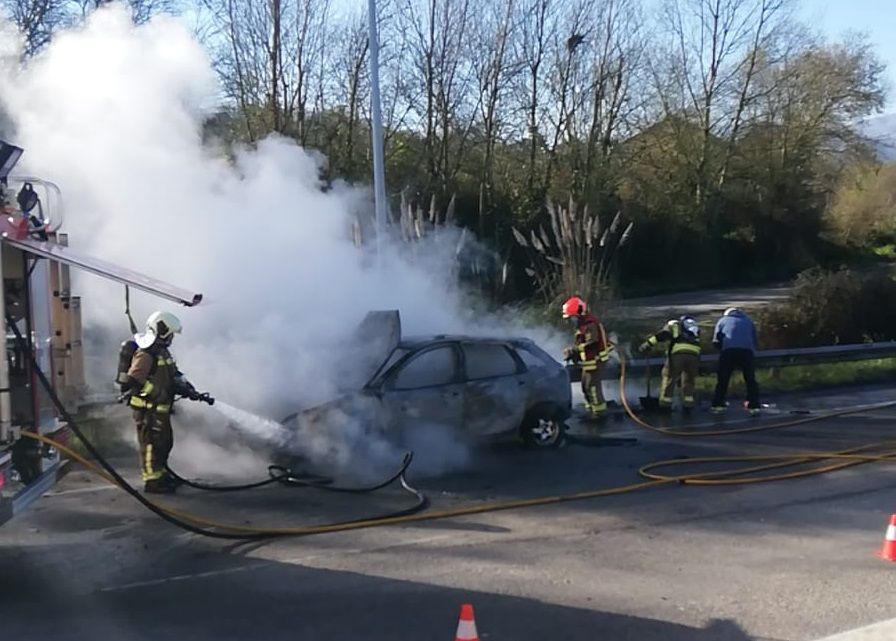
639, 315, 702, 411
121, 311, 201, 494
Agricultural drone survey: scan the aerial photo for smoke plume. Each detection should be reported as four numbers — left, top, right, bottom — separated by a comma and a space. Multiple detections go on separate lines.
0, 6, 563, 478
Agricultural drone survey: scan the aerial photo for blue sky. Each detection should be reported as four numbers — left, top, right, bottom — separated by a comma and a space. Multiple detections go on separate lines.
800, 0, 896, 112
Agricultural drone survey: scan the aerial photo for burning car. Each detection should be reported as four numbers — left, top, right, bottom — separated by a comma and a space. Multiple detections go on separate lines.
282, 312, 572, 450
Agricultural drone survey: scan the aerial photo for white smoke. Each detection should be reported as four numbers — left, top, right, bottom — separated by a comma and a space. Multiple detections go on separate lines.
0, 6, 564, 478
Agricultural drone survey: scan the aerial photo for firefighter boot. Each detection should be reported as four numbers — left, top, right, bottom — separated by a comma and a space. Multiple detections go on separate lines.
144, 475, 178, 494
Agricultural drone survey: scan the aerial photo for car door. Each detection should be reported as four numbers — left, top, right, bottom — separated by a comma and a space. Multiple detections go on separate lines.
461, 342, 527, 437
380, 343, 464, 436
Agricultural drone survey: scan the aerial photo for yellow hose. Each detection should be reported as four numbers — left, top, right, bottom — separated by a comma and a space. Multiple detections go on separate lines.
23, 371, 896, 538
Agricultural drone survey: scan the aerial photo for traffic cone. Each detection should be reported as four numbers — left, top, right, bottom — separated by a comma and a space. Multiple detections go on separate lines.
880, 515, 896, 562
454, 604, 479, 641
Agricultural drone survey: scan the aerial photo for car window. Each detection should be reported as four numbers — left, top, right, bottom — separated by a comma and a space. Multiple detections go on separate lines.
517, 344, 555, 370
391, 346, 457, 390
373, 347, 410, 381
463, 343, 519, 380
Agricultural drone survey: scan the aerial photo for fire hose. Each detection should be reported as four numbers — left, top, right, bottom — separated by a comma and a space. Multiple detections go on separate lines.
16, 336, 896, 539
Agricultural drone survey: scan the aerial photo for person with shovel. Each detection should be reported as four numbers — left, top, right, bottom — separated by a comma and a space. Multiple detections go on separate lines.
638, 315, 701, 411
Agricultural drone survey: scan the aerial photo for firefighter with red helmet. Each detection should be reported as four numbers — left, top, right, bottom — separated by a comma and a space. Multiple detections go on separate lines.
562, 296, 612, 419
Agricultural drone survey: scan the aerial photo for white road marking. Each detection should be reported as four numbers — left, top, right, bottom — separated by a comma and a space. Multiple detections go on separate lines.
95, 534, 463, 593
814, 617, 896, 640
45, 484, 120, 497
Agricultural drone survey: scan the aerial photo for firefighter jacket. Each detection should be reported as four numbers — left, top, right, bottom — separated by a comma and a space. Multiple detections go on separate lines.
574, 314, 612, 372
646, 319, 701, 356
127, 345, 179, 414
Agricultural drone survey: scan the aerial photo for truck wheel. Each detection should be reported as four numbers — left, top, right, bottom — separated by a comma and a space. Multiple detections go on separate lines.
521, 406, 566, 448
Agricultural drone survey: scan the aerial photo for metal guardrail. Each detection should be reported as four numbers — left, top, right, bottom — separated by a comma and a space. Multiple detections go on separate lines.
567, 341, 896, 381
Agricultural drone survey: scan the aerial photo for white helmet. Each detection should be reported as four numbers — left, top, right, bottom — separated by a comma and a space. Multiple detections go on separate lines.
135, 311, 182, 348
680, 315, 700, 337
724, 307, 738, 317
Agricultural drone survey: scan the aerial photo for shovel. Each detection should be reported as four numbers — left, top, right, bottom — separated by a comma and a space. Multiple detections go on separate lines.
639, 357, 661, 411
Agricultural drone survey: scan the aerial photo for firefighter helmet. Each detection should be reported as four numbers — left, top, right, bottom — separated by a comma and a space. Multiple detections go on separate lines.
680, 315, 700, 337
135, 311, 182, 348
561, 296, 587, 319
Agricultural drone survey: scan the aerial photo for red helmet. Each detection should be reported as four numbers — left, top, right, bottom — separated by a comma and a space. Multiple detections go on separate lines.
561, 296, 587, 318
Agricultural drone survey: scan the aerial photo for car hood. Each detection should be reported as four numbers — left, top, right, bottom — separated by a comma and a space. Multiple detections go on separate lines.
350, 310, 402, 389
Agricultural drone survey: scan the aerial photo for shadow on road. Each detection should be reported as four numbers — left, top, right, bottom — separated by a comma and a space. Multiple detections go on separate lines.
0, 552, 758, 641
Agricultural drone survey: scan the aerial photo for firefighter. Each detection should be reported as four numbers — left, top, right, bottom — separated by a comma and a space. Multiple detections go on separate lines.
711, 307, 760, 415
562, 296, 612, 419
639, 315, 701, 411
120, 311, 200, 494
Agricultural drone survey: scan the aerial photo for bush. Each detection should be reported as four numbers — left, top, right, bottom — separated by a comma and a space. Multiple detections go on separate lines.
756, 268, 896, 348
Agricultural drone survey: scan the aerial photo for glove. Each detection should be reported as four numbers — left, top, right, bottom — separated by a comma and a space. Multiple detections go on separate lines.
638, 341, 651, 353
187, 389, 201, 401
562, 347, 574, 361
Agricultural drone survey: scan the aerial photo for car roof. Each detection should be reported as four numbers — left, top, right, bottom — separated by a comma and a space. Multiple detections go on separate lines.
398, 335, 533, 349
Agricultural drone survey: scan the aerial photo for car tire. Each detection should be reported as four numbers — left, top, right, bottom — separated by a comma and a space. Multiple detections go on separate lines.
520, 404, 567, 448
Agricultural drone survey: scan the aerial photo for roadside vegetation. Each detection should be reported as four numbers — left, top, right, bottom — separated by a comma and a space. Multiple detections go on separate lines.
4, 0, 893, 309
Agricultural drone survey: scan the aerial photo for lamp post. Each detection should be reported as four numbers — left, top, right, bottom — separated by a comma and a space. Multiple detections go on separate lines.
367, 0, 388, 257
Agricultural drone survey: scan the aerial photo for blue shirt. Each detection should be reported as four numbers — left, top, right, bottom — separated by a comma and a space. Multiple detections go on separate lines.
713, 310, 758, 352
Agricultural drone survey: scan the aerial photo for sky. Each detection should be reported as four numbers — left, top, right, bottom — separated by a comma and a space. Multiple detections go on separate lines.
799, 0, 896, 113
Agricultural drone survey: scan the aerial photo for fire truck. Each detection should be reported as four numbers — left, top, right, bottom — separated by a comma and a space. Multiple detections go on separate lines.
0, 140, 202, 525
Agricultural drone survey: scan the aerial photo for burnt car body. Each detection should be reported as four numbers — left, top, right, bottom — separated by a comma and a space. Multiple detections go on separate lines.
284, 312, 572, 448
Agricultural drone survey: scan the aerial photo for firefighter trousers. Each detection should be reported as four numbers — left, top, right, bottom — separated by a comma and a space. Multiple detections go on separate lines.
581, 364, 607, 415
133, 409, 173, 482
660, 353, 699, 408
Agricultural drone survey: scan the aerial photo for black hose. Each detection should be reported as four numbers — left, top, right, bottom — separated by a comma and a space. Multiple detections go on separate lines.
10, 315, 429, 539
165, 453, 415, 494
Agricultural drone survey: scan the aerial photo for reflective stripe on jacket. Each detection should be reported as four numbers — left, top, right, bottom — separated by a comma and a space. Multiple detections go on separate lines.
647, 319, 701, 356
575, 314, 612, 370
127, 347, 178, 411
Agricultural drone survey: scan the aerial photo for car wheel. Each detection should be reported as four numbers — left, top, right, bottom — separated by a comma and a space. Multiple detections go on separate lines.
521, 406, 566, 448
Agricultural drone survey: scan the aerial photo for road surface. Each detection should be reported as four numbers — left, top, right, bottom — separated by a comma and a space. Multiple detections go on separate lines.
1, 385, 895, 641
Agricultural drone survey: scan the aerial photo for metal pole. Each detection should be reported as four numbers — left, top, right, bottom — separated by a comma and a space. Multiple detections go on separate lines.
0, 240, 12, 445
367, 0, 388, 256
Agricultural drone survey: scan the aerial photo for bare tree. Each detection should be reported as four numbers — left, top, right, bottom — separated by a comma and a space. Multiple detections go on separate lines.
654, 0, 790, 209
73, 0, 175, 24
3, 0, 67, 56
573, 0, 645, 199
202, 0, 331, 141
514, 0, 554, 209
2, 0, 173, 56
471, 0, 516, 232
403, 0, 477, 195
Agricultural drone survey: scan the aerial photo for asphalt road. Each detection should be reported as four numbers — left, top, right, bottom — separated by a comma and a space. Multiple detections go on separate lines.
2, 386, 896, 641
613, 283, 792, 321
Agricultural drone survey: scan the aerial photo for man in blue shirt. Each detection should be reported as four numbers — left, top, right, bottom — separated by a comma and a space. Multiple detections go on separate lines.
711, 308, 760, 415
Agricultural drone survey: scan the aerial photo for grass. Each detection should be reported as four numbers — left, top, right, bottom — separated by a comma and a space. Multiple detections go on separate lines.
872, 244, 896, 259
691, 357, 896, 397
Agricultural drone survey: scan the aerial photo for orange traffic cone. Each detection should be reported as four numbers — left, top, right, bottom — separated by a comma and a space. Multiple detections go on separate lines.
454, 604, 479, 641
880, 515, 896, 562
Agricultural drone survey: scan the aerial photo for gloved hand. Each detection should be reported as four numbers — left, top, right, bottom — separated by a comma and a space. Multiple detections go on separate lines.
638, 341, 651, 353
187, 389, 201, 401
562, 347, 574, 361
